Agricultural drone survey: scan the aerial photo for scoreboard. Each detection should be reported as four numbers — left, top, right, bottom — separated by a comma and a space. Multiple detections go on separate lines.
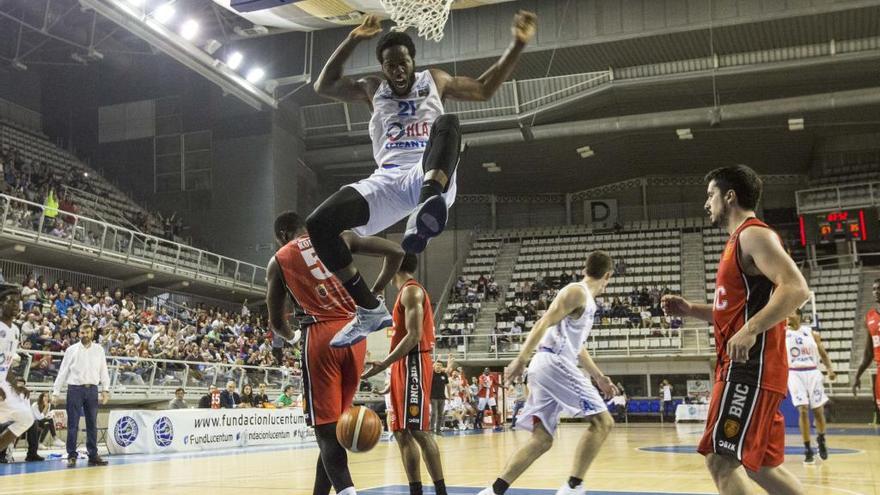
799, 208, 879, 246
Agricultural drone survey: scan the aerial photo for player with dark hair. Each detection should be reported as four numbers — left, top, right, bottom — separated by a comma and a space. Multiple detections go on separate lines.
853, 278, 880, 418
361, 253, 446, 495
662, 164, 810, 494
479, 251, 618, 495
266, 211, 405, 495
310, 11, 537, 348
0, 284, 35, 458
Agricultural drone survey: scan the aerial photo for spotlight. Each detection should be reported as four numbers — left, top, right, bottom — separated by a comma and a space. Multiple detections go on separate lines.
576, 145, 594, 158
676, 128, 693, 140
84, 172, 89, 178
11, 59, 27, 71
153, 3, 175, 24
246, 67, 265, 83
226, 51, 243, 70
204, 39, 222, 55
788, 118, 804, 131
481, 162, 496, 168
180, 20, 199, 40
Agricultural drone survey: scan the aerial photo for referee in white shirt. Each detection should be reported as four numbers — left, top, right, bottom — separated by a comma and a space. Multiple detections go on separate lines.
52, 325, 110, 467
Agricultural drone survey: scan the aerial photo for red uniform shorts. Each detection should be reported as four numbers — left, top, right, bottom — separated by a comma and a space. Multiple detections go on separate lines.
301, 321, 367, 426
697, 380, 785, 472
874, 372, 880, 413
388, 350, 432, 432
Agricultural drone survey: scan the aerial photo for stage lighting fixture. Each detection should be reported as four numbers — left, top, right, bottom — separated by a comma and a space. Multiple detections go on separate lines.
153, 3, 175, 24
227, 51, 243, 70
180, 20, 199, 40
246, 67, 265, 83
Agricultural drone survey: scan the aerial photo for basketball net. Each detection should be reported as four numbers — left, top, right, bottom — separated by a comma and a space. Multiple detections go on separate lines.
380, 0, 454, 42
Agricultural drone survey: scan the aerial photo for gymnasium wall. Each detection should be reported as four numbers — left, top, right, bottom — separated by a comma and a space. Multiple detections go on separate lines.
0, 68, 42, 114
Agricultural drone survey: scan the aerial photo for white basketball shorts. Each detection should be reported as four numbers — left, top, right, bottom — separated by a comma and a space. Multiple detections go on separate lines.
516, 351, 608, 435
787, 368, 829, 409
477, 396, 497, 410
348, 164, 457, 237
0, 381, 34, 436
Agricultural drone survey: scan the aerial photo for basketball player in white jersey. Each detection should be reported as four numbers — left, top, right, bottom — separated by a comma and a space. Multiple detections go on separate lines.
479, 252, 618, 495
0, 284, 35, 456
785, 311, 835, 464
310, 11, 537, 348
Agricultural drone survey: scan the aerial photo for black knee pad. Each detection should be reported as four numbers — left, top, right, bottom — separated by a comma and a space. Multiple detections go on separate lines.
432, 114, 460, 134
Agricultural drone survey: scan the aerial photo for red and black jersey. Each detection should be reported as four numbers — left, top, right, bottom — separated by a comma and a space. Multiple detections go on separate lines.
866, 308, 880, 364
390, 279, 435, 352
712, 218, 788, 395
273, 234, 355, 323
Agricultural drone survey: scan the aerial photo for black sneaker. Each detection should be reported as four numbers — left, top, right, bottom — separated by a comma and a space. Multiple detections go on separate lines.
25, 454, 45, 462
67, 456, 77, 468
818, 439, 828, 460
804, 448, 815, 465
87, 456, 108, 466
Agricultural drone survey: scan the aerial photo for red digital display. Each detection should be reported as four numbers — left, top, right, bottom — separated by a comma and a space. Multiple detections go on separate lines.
799, 208, 878, 246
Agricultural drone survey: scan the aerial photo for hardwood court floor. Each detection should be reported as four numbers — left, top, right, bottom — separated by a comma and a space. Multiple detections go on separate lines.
1, 423, 878, 495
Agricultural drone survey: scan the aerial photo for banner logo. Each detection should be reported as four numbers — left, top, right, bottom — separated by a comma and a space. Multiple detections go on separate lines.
114, 416, 139, 447
153, 416, 174, 447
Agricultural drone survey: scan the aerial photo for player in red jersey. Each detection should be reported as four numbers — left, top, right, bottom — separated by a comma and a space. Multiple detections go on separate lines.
362, 254, 447, 495
662, 165, 810, 495
267, 211, 404, 495
475, 368, 502, 431
853, 278, 880, 416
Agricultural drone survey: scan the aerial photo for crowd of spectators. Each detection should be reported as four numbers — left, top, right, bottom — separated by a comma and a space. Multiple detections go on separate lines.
8, 270, 302, 389
1, 143, 188, 243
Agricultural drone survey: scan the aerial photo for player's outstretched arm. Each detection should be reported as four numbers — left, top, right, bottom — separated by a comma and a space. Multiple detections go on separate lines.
726, 227, 811, 362
504, 284, 584, 381
362, 284, 424, 379
266, 256, 294, 341
313, 15, 382, 103
431, 11, 536, 102
812, 331, 836, 381
660, 294, 713, 322
341, 231, 405, 294
577, 348, 618, 399
852, 327, 873, 395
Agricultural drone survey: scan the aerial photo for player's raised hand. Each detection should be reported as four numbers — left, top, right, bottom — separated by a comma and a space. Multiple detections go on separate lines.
351, 15, 382, 40
596, 375, 618, 399
512, 11, 537, 44
660, 294, 691, 317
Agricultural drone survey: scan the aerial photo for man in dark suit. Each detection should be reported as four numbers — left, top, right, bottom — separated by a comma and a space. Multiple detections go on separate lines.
198, 385, 219, 409
219, 381, 240, 409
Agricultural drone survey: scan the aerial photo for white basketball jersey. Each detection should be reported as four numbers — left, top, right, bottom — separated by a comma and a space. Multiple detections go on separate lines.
369, 70, 444, 169
786, 325, 820, 369
0, 321, 20, 382
537, 282, 596, 363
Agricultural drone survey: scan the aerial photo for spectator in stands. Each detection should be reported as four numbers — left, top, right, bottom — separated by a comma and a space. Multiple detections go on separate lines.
486, 277, 499, 301
614, 259, 627, 275
253, 383, 270, 407
30, 392, 62, 448
239, 384, 256, 408
21, 279, 38, 311
198, 385, 219, 408
168, 388, 188, 409
275, 384, 296, 408
54, 290, 73, 316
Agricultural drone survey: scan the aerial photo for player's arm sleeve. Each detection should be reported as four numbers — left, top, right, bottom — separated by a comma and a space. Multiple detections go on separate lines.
266, 257, 295, 340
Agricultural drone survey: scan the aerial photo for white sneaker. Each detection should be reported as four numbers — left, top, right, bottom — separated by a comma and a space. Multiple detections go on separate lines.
330, 304, 393, 348
401, 195, 448, 254
555, 483, 585, 495
476, 488, 495, 495
53, 439, 65, 447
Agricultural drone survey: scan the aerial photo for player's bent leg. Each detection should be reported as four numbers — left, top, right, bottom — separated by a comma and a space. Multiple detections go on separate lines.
568, 411, 614, 486
746, 465, 805, 495
313, 455, 334, 495
704, 453, 752, 495
313, 423, 355, 494
494, 420, 554, 490
402, 114, 461, 253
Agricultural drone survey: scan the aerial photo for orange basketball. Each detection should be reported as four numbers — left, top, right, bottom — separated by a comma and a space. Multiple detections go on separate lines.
336, 406, 382, 453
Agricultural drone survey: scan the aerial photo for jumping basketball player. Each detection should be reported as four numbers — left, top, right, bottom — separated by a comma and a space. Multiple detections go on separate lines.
361, 254, 447, 495
309, 11, 537, 348
853, 278, 880, 418
479, 251, 618, 495
0, 284, 35, 458
662, 165, 810, 495
785, 311, 835, 464
266, 211, 405, 495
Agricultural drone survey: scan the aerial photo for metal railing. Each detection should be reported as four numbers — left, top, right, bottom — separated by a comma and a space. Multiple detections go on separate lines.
16, 349, 300, 401
795, 181, 880, 214
0, 194, 266, 292
434, 327, 709, 360
300, 71, 612, 136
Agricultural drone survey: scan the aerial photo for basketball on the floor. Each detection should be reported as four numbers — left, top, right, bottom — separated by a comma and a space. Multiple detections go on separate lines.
336, 406, 382, 453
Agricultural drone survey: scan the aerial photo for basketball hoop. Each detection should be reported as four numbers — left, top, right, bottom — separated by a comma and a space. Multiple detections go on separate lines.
380, 0, 454, 42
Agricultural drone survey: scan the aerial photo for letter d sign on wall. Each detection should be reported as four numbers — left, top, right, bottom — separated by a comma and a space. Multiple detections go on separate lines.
584, 199, 618, 226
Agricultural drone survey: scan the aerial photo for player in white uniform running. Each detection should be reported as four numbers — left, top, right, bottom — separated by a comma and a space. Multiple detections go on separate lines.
785, 311, 835, 464
478, 252, 618, 495
0, 284, 35, 457
310, 11, 537, 348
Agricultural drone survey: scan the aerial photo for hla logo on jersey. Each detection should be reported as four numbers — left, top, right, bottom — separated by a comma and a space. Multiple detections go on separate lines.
385, 122, 431, 144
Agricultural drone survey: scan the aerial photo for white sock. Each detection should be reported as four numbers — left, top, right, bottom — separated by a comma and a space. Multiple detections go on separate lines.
338, 487, 357, 495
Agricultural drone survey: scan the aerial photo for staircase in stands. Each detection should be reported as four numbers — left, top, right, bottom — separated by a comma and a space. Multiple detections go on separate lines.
850, 267, 880, 376
680, 231, 710, 351
474, 240, 521, 336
